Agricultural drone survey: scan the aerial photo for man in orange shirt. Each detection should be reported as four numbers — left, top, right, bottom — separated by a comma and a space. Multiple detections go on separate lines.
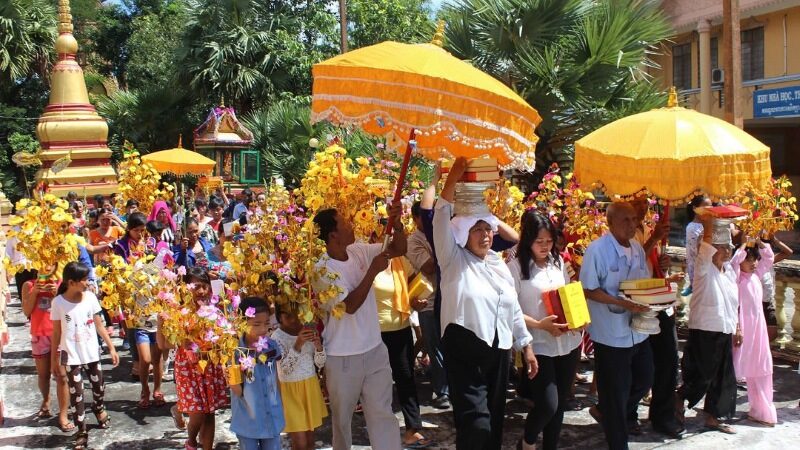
88, 212, 124, 264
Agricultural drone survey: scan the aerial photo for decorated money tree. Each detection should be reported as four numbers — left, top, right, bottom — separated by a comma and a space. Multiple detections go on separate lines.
485, 179, 526, 231
296, 143, 391, 239
4, 190, 85, 277
94, 251, 161, 325
115, 142, 174, 214
728, 175, 798, 239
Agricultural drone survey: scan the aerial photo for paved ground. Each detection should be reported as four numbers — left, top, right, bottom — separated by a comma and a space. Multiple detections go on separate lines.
1, 293, 799, 450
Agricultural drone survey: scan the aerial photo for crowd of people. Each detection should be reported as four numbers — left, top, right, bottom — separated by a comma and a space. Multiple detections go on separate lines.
0, 156, 794, 450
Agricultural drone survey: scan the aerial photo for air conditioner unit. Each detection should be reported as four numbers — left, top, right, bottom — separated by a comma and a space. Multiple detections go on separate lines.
712, 68, 724, 85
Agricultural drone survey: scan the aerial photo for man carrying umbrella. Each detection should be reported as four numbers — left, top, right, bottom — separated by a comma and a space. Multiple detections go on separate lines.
312, 203, 407, 450
580, 202, 653, 450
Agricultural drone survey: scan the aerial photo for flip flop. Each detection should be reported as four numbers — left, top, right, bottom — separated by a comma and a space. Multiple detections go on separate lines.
704, 422, 736, 434
403, 438, 435, 449
171, 405, 186, 430
137, 392, 151, 409
152, 392, 166, 407
36, 408, 53, 419
747, 416, 775, 427
58, 421, 76, 432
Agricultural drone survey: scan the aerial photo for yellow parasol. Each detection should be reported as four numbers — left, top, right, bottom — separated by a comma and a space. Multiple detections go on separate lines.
574, 88, 771, 202
312, 32, 541, 170
142, 136, 216, 176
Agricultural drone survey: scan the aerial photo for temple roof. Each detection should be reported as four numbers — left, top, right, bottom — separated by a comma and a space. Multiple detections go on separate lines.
193, 104, 254, 150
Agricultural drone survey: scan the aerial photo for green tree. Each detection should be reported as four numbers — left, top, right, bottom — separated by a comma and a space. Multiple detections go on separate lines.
126, 0, 187, 90
0, 0, 56, 85
348, 0, 435, 48
442, 0, 672, 173
175, 0, 337, 113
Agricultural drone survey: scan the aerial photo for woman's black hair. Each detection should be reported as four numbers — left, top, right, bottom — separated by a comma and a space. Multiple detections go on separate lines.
146, 219, 164, 235
125, 212, 147, 235
126, 199, 139, 208
208, 196, 224, 210
687, 195, 709, 222
57, 261, 91, 295
194, 198, 207, 209
239, 296, 269, 316
313, 208, 338, 242
744, 245, 762, 262
185, 217, 199, 228
183, 266, 210, 285
517, 210, 561, 280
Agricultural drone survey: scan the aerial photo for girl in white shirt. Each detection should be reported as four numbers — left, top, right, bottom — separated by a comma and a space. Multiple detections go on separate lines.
50, 262, 119, 450
271, 304, 328, 450
508, 210, 582, 450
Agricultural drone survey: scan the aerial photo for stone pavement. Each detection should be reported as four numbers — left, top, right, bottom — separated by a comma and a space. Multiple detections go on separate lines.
1, 294, 799, 450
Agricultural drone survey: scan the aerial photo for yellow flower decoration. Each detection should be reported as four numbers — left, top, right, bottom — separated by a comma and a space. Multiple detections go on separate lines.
115, 142, 174, 213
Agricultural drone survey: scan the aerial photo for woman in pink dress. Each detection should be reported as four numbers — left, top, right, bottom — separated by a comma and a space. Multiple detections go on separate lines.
731, 239, 776, 426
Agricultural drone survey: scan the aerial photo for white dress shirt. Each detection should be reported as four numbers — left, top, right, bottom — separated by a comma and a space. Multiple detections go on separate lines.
689, 241, 739, 334
507, 256, 582, 357
433, 198, 532, 351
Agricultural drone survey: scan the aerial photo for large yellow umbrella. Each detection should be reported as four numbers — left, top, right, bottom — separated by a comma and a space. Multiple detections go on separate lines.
142, 137, 216, 176
574, 88, 771, 202
311, 25, 542, 174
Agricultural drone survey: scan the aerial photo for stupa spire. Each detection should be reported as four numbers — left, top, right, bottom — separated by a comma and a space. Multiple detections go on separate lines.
35, 0, 117, 197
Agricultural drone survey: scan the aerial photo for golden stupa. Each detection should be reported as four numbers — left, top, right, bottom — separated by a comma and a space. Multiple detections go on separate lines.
35, 0, 117, 196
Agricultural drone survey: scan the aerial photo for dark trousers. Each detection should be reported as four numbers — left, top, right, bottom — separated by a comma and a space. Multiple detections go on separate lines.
442, 324, 509, 450
65, 361, 105, 432
381, 327, 423, 431
418, 310, 448, 397
523, 347, 581, 449
679, 329, 737, 419
594, 340, 654, 450
648, 311, 680, 428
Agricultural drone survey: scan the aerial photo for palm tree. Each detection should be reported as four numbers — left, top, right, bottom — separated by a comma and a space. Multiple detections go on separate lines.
442, 0, 672, 173
0, 0, 56, 85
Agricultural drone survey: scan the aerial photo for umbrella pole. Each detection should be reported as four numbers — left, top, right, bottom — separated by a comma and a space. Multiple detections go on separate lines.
383, 129, 417, 249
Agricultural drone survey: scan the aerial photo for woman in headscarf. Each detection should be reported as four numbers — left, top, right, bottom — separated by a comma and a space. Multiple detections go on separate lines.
148, 200, 177, 247
433, 157, 536, 450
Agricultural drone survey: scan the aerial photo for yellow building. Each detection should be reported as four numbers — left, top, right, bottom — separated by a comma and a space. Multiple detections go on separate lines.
652, 0, 800, 194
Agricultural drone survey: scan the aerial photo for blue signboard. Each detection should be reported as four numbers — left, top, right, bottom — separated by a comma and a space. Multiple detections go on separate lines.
753, 85, 800, 118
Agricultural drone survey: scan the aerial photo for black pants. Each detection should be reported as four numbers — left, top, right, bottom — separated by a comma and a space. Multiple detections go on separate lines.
65, 361, 106, 432
648, 311, 680, 429
442, 324, 510, 450
679, 329, 736, 419
523, 347, 581, 449
594, 340, 654, 450
381, 327, 422, 431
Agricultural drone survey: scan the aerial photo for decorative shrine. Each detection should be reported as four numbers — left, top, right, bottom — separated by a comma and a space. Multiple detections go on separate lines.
193, 101, 260, 187
34, 0, 117, 196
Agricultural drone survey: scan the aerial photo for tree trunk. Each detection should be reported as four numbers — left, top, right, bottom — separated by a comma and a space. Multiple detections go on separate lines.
339, 0, 348, 53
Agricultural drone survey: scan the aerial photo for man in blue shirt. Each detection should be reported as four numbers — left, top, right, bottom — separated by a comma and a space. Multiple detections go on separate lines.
580, 202, 653, 450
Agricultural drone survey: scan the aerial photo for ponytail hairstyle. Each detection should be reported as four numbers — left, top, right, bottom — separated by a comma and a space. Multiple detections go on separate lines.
516, 210, 561, 280
687, 195, 709, 222
57, 261, 91, 296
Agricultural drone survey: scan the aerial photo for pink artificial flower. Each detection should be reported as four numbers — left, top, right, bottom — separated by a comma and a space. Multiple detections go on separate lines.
204, 329, 220, 343
177, 266, 187, 276
255, 336, 271, 352
239, 355, 256, 371
161, 269, 178, 282
197, 305, 218, 321
245, 307, 256, 318
230, 294, 241, 310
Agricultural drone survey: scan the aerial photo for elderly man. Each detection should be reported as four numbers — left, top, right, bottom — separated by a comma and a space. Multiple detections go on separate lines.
580, 202, 653, 450
629, 198, 685, 439
312, 204, 406, 450
676, 212, 739, 434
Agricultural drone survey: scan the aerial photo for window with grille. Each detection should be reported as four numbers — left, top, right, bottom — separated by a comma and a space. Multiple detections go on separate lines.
741, 27, 764, 81
672, 43, 692, 90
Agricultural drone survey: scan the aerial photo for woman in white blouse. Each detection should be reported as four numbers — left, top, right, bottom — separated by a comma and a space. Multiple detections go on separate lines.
433, 157, 536, 450
507, 210, 582, 450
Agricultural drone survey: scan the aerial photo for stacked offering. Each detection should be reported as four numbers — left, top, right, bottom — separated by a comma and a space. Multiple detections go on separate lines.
542, 281, 591, 330
441, 157, 500, 182
619, 278, 675, 306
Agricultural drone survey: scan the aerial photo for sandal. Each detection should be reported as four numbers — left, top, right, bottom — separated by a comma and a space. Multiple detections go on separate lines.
403, 438, 435, 449
96, 411, 111, 429
152, 392, 166, 407
704, 421, 736, 434
747, 416, 775, 427
171, 405, 186, 430
74, 432, 88, 450
137, 392, 151, 409
58, 420, 76, 432
184, 440, 198, 450
35, 407, 53, 419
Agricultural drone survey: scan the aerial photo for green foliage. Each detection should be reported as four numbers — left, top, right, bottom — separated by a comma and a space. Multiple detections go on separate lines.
442, 0, 672, 172
126, 1, 187, 90
0, 0, 56, 84
175, 0, 337, 114
81, 3, 133, 86
348, 0, 436, 49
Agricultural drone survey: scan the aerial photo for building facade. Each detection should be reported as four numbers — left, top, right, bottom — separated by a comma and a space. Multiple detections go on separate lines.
652, 0, 800, 197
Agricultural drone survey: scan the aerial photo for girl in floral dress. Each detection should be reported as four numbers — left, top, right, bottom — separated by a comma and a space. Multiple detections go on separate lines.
157, 267, 228, 450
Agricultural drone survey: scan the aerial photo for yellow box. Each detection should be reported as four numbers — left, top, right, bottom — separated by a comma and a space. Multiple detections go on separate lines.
227, 364, 242, 385
407, 273, 433, 301
557, 281, 591, 329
